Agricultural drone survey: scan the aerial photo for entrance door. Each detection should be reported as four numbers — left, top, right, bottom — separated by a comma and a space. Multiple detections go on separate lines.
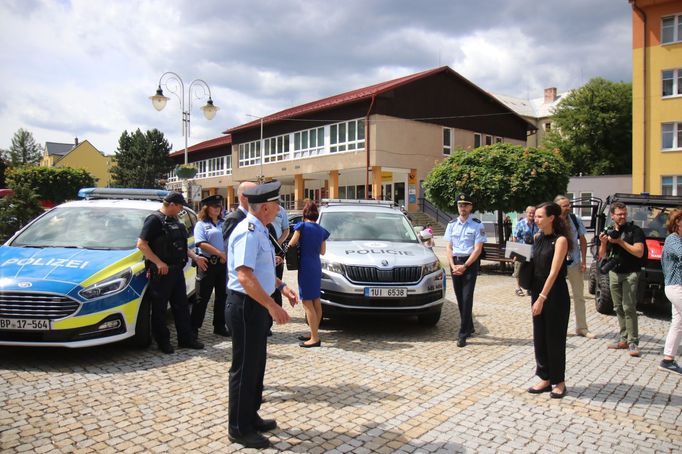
382, 183, 393, 201
394, 182, 405, 206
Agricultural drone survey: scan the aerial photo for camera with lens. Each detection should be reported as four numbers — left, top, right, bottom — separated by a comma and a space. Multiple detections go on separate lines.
523, 232, 534, 245
599, 255, 621, 274
604, 225, 621, 240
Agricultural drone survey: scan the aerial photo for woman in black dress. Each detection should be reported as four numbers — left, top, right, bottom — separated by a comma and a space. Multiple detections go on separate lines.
527, 202, 572, 399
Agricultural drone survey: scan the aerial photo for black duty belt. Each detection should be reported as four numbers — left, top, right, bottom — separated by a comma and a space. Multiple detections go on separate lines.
200, 255, 220, 265
453, 255, 470, 264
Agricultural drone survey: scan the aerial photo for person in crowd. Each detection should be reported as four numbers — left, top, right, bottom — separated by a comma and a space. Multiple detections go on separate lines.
226, 180, 297, 449
512, 206, 538, 296
503, 215, 513, 242
425, 223, 433, 234
659, 208, 682, 374
420, 228, 435, 250
445, 193, 486, 348
190, 195, 229, 338
527, 202, 571, 399
287, 200, 330, 348
599, 202, 646, 357
136, 192, 207, 354
554, 195, 595, 339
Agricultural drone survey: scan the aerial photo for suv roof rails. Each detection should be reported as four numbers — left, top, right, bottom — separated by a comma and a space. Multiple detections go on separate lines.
78, 187, 170, 201
320, 198, 397, 208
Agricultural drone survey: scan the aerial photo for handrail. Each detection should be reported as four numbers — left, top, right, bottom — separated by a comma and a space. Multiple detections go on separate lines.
418, 197, 455, 226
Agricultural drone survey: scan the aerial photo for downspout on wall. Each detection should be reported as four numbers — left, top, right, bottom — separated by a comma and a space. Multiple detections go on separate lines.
631, 0, 647, 192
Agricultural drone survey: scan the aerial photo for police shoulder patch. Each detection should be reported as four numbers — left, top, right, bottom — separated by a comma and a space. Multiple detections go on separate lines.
248, 223, 256, 232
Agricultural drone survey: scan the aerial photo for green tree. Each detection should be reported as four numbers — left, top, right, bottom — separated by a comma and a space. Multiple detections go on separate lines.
7, 128, 42, 165
0, 157, 7, 187
6, 166, 96, 204
0, 183, 44, 242
544, 77, 632, 175
111, 129, 174, 188
423, 143, 570, 241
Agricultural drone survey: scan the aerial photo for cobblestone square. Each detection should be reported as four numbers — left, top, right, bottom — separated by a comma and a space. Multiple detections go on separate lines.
1, 248, 680, 453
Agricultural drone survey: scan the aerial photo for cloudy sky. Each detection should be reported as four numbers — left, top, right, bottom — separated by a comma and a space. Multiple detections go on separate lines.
0, 0, 632, 156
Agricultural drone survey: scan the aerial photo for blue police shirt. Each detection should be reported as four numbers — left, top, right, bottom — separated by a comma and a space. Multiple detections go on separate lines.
227, 212, 276, 294
272, 205, 289, 239
566, 214, 586, 269
194, 218, 225, 256
445, 217, 487, 257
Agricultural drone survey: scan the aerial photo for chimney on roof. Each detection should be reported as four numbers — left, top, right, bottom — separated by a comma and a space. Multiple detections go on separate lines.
74, 137, 79, 146
544, 87, 557, 104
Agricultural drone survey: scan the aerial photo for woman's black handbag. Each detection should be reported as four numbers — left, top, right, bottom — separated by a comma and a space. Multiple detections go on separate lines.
518, 260, 534, 290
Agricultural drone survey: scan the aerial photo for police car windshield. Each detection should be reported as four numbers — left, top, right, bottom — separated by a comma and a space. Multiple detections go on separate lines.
319, 211, 419, 242
11, 207, 149, 250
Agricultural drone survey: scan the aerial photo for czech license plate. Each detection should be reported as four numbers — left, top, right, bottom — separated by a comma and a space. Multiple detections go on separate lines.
0, 318, 51, 330
364, 287, 407, 298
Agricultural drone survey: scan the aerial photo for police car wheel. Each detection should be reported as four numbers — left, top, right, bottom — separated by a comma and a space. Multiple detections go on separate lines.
594, 274, 613, 315
588, 262, 597, 295
128, 296, 152, 348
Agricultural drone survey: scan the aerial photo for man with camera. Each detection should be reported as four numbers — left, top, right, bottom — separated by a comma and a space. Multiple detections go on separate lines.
511, 206, 538, 296
598, 202, 646, 357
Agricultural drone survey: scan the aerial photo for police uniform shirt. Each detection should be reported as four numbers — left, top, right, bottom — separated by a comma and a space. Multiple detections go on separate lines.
445, 217, 487, 257
194, 217, 225, 257
272, 205, 289, 239
227, 212, 276, 294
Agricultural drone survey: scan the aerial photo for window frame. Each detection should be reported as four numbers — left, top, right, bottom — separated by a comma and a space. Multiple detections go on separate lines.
661, 14, 682, 44
661, 175, 682, 196
443, 127, 452, 155
662, 68, 682, 97
474, 133, 482, 148
329, 119, 365, 153
661, 122, 682, 151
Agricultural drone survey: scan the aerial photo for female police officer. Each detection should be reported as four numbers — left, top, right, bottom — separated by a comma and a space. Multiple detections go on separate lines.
226, 180, 298, 449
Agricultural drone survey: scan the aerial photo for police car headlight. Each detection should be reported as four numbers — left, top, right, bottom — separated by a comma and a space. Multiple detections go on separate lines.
321, 259, 344, 274
422, 260, 441, 276
79, 269, 132, 300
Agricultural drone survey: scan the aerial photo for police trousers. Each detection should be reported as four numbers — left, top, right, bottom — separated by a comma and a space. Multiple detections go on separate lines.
451, 257, 478, 339
226, 289, 272, 436
191, 261, 227, 331
148, 266, 193, 345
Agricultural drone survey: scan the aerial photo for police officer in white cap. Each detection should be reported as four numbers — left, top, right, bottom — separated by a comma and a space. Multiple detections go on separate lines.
226, 180, 298, 449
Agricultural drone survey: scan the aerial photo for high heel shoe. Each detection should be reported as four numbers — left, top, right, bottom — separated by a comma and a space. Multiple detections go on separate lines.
299, 340, 321, 348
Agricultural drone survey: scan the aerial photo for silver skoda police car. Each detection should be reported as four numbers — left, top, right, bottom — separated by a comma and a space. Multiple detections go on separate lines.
316, 199, 445, 326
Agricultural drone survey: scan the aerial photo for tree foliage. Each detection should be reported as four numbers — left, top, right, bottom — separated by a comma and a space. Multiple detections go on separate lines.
0, 183, 44, 242
543, 77, 632, 175
423, 143, 570, 214
6, 166, 96, 203
6, 128, 42, 165
0, 157, 7, 187
111, 129, 174, 188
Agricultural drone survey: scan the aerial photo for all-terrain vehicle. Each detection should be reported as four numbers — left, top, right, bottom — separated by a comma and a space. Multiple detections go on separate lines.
588, 193, 681, 315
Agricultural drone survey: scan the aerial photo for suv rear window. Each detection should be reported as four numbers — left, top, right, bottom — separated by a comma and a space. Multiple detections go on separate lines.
320, 211, 418, 242
625, 205, 669, 238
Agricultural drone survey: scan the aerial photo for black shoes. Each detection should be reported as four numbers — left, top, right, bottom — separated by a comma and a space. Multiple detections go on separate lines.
254, 418, 277, 432
297, 335, 311, 341
527, 384, 552, 394
178, 339, 205, 349
158, 342, 175, 354
228, 431, 270, 449
550, 387, 567, 399
299, 340, 321, 348
457, 337, 466, 348
213, 326, 231, 337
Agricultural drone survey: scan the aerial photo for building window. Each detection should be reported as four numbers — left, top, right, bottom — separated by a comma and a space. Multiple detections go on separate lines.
661, 122, 682, 150
293, 126, 324, 159
661, 15, 682, 44
238, 141, 261, 167
495, 137, 503, 143
662, 69, 682, 97
543, 122, 552, 131
662, 176, 682, 196
443, 128, 452, 155
263, 134, 290, 163
330, 119, 365, 153
485, 135, 493, 146
579, 192, 593, 218
474, 133, 481, 148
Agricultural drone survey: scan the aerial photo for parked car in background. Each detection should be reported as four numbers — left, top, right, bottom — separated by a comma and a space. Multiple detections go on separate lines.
0, 188, 198, 348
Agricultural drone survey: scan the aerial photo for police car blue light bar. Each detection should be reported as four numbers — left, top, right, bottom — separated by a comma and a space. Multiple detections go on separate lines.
78, 188, 171, 201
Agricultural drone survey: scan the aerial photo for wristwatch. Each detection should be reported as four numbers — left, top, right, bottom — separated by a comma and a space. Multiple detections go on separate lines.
277, 282, 287, 291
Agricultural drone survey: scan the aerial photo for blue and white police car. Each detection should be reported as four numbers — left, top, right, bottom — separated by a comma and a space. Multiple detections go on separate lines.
0, 188, 198, 348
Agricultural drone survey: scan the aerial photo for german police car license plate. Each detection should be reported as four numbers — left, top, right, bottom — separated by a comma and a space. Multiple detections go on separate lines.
0, 318, 51, 330
364, 287, 407, 298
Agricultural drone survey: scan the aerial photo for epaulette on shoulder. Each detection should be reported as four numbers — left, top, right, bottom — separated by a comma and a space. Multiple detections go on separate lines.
472, 218, 482, 223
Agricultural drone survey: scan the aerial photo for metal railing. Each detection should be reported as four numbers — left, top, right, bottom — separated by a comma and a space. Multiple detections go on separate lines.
418, 197, 455, 226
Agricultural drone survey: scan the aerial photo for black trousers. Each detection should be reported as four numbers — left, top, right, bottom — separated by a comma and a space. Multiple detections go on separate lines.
148, 266, 193, 345
226, 289, 272, 436
451, 257, 478, 339
190, 261, 227, 331
531, 279, 570, 384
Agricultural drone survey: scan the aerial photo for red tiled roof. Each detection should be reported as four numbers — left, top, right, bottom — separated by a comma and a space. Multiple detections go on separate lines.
169, 134, 231, 157
225, 66, 449, 134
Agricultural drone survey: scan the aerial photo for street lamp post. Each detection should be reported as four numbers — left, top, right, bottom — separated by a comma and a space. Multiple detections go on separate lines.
150, 72, 219, 198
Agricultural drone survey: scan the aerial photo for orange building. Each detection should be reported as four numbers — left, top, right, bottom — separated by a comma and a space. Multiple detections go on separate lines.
630, 0, 682, 195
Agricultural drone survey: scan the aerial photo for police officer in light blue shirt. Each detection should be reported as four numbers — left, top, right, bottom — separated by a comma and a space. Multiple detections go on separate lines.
445, 193, 487, 347
226, 180, 298, 449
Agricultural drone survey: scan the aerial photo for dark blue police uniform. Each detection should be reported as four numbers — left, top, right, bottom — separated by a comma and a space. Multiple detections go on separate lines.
444, 194, 487, 345
226, 181, 282, 447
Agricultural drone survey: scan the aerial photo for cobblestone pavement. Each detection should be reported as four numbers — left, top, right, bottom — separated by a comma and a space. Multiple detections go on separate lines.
1, 245, 681, 453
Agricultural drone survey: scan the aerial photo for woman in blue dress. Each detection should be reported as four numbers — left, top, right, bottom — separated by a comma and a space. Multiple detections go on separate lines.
287, 200, 329, 347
